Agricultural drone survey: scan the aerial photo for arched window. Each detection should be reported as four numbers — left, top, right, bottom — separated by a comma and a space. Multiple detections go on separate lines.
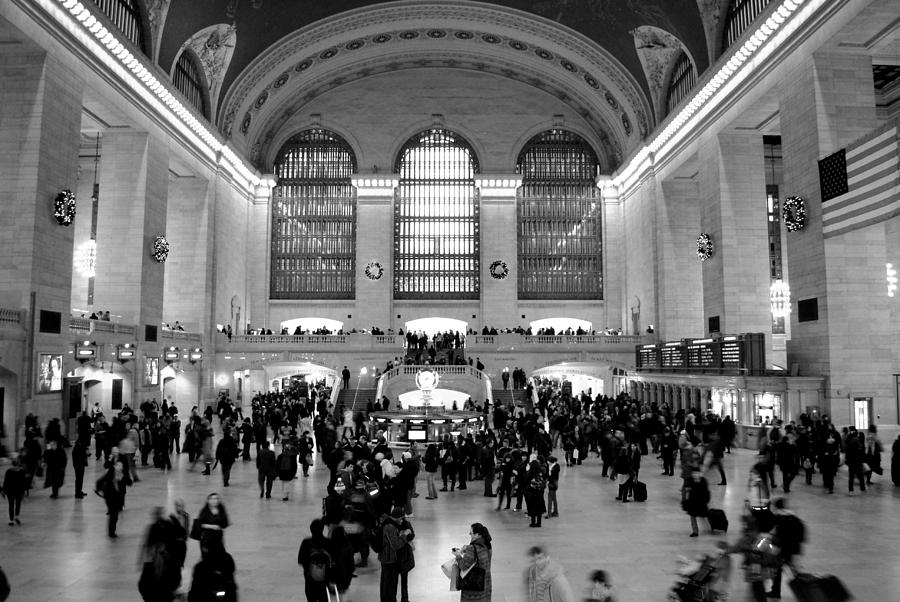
271, 129, 357, 299
722, 0, 772, 51
516, 130, 602, 300
173, 51, 207, 118
394, 129, 480, 299
665, 52, 696, 116
91, 0, 146, 54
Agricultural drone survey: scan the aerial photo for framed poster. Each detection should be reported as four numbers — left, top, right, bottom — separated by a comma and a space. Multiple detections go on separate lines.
37, 353, 63, 393
144, 356, 159, 386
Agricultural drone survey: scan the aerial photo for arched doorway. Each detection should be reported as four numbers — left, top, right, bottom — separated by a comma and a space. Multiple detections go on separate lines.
404, 317, 467, 338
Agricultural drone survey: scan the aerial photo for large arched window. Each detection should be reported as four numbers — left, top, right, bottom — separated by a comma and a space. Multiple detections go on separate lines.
91, 0, 146, 54
516, 130, 602, 300
271, 130, 357, 299
722, 0, 772, 51
394, 129, 480, 299
173, 51, 207, 118
665, 52, 696, 116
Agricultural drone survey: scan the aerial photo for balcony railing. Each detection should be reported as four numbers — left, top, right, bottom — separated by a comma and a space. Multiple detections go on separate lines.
69, 317, 135, 336
0, 308, 24, 328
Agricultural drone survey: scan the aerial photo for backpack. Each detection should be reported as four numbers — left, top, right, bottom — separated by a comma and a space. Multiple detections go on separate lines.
369, 522, 384, 554
307, 549, 332, 583
528, 473, 546, 491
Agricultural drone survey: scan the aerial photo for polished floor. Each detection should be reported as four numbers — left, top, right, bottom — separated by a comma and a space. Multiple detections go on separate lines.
0, 441, 896, 601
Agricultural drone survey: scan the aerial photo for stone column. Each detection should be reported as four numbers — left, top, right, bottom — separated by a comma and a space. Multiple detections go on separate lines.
0, 51, 83, 424
163, 173, 214, 329
779, 50, 889, 425
352, 176, 397, 330
600, 179, 625, 331
697, 131, 771, 340
244, 177, 275, 332
658, 178, 703, 338
93, 132, 169, 329
478, 175, 521, 329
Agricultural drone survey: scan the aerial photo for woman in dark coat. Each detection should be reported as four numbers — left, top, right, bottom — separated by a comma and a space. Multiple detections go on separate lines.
523, 460, 547, 528
423, 443, 440, 499
193, 493, 229, 548
440, 438, 457, 492
42, 439, 67, 498
682, 469, 710, 537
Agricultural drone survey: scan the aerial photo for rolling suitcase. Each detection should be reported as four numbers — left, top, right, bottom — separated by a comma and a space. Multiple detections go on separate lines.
632, 480, 647, 502
789, 572, 852, 602
707, 508, 728, 532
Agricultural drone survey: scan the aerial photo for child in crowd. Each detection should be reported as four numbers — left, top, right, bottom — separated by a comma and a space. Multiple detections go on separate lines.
585, 569, 617, 602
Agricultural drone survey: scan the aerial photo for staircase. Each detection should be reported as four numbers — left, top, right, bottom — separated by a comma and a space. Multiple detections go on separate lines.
336, 388, 378, 413
492, 388, 534, 412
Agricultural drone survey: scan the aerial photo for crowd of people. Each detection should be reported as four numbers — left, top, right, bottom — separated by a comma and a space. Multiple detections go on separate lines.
2, 367, 897, 601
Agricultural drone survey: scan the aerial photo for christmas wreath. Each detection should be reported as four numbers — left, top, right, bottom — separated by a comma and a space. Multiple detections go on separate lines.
782, 196, 806, 232
489, 260, 509, 280
54, 190, 76, 226
365, 261, 383, 280
696, 233, 714, 261
152, 235, 170, 263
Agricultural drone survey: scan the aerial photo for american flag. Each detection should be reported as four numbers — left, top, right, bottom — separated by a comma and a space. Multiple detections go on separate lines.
818, 122, 899, 239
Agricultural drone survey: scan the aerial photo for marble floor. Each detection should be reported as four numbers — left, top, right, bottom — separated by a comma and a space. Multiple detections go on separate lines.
0, 443, 897, 601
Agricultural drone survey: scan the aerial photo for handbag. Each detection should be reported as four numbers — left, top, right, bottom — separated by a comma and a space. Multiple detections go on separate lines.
457, 544, 486, 592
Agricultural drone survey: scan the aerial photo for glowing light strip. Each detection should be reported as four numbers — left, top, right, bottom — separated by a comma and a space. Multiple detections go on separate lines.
613, 0, 822, 190
50, 0, 261, 189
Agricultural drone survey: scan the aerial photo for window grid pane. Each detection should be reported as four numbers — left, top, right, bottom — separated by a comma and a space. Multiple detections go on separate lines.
174, 52, 206, 118
665, 52, 696, 115
270, 129, 357, 299
516, 130, 602, 300
723, 0, 772, 51
394, 129, 480, 299
91, 0, 145, 53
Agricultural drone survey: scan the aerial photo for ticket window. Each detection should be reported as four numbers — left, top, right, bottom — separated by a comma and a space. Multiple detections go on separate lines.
753, 393, 782, 425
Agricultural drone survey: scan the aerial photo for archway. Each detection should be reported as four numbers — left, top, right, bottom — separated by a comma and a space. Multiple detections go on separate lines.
404, 317, 467, 338
280, 317, 344, 334
530, 317, 593, 334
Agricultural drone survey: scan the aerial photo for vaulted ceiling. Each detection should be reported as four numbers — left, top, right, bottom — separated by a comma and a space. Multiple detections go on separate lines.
149, 0, 715, 171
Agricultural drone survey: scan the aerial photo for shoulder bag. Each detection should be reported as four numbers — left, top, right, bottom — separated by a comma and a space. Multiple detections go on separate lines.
458, 543, 486, 592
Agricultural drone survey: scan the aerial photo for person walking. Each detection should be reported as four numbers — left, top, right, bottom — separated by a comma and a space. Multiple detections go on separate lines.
377, 508, 413, 602
766, 497, 806, 599
1, 458, 27, 525
73, 438, 89, 498
215, 431, 238, 487
97, 459, 131, 538
329, 525, 356, 600
845, 427, 867, 495
277, 440, 299, 501
423, 443, 440, 500
455, 522, 493, 602
524, 460, 547, 528
43, 439, 67, 499
192, 493, 230, 549
297, 518, 335, 602
682, 469, 711, 537
525, 545, 575, 602
256, 440, 277, 499
480, 439, 496, 497
546, 455, 560, 518
342, 366, 351, 389
187, 535, 238, 602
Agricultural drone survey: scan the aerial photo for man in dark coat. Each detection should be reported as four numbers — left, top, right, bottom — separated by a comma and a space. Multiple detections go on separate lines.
256, 440, 277, 498
215, 431, 239, 487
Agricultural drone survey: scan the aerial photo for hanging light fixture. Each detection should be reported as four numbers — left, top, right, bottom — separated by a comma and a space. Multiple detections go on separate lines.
770, 280, 791, 318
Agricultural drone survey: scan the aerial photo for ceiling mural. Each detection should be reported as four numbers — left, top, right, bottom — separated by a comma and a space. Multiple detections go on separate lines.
178, 23, 238, 120
157, 0, 709, 116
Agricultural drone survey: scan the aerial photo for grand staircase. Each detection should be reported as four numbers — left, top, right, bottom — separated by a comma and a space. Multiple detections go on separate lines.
492, 387, 533, 412
336, 387, 378, 413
